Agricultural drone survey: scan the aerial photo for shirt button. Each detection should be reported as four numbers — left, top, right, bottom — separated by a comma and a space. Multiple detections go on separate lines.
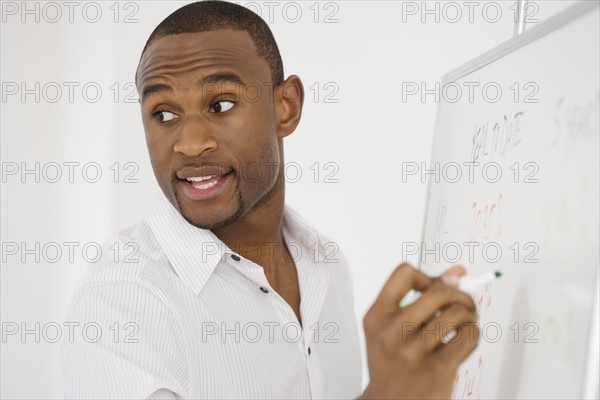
308, 347, 311, 356
259, 286, 269, 293
231, 254, 241, 261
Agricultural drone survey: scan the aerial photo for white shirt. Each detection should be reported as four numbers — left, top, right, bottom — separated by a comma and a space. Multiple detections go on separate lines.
60, 193, 363, 399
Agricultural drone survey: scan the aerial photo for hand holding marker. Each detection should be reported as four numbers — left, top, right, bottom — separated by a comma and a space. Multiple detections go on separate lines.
400, 270, 502, 343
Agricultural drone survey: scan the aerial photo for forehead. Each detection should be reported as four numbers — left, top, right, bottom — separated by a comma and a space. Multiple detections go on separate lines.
136, 29, 271, 88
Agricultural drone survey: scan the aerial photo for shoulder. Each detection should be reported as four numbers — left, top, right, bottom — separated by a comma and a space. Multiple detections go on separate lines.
284, 205, 356, 297
61, 221, 189, 398
63, 219, 188, 342
316, 230, 356, 296
71, 220, 177, 305
64, 219, 182, 334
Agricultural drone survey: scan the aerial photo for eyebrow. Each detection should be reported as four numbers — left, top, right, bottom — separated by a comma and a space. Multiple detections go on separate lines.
140, 72, 246, 104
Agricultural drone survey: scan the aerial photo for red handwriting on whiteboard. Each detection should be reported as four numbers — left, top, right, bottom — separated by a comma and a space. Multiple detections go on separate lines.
467, 194, 504, 243
476, 355, 484, 399
452, 356, 485, 400
462, 368, 475, 399
474, 283, 493, 317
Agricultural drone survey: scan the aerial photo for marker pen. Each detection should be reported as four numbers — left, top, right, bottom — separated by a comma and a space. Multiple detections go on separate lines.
400, 271, 502, 308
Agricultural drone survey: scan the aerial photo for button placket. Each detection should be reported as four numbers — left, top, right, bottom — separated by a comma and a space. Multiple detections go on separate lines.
227, 251, 305, 351
228, 253, 270, 291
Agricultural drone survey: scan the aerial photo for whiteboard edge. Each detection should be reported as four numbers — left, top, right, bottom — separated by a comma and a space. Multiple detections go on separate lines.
582, 264, 600, 399
441, 0, 600, 85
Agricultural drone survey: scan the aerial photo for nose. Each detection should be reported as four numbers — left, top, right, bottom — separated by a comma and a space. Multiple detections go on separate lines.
173, 115, 218, 157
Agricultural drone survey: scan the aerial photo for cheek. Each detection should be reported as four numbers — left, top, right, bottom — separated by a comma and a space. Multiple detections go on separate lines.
144, 127, 174, 182
240, 139, 281, 186
145, 132, 162, 164
224, 106, 279, 161
144, 118, 169, 154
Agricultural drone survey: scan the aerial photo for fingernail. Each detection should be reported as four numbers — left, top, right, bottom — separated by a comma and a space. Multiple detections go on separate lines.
441, 274, 460, 286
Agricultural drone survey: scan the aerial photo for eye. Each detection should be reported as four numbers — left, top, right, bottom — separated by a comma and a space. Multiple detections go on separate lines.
152, 110, 179, 123
210, 100, 235, 113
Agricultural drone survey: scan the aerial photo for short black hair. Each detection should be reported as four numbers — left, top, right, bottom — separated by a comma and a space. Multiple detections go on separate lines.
136, 0, 284, 86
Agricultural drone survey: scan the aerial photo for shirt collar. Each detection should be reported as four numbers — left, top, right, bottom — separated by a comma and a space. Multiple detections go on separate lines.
145, 192, 328, 297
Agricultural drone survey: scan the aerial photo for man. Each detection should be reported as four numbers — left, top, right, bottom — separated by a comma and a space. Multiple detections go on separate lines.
60, 1, 479, 398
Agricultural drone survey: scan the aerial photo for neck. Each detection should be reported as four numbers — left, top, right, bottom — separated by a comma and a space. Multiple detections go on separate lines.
211, 170, 288, 276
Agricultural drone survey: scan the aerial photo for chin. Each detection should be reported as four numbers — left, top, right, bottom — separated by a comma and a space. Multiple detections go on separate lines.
180, 212, 235, 230
175, 191, 245, 230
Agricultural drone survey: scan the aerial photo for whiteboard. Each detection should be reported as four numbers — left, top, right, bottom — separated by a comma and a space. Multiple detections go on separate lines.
419, 2, 600, 399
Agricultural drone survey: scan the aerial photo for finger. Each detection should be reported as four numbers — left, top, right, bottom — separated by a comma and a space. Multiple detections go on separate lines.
434, 321, 481, 369
440, 264, 467, 287
410, 303, 478, 354
368, 263, 433, 319
385, 280, 476, 347
412, 278, 477, 318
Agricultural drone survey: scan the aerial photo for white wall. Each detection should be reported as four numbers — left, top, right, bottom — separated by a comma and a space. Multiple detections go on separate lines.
0, 1, 581, 397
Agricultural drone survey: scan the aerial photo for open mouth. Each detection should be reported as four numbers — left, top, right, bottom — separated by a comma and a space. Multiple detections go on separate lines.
186, 174, 223, 189
178, 171, 233, 201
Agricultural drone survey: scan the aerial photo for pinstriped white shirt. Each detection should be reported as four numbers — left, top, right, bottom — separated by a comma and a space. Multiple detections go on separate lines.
60, 193, 363, 399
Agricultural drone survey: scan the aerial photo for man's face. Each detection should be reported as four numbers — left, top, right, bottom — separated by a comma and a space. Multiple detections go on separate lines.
137, 30, 284, 229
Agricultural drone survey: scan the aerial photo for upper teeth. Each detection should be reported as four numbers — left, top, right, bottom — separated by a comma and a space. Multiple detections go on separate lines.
186, 175, 216, 182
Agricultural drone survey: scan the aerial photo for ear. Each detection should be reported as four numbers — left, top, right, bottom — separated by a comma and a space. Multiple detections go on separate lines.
274, 75, 304, 139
